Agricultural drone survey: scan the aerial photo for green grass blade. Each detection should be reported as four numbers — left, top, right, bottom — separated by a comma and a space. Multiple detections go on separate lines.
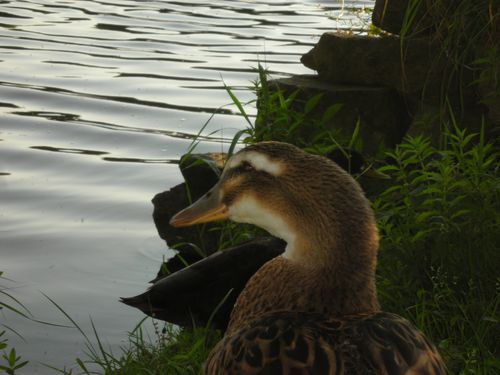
223, 82, 254, 129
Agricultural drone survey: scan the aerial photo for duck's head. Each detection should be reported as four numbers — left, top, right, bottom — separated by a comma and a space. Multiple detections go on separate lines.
170, 142, 378, 267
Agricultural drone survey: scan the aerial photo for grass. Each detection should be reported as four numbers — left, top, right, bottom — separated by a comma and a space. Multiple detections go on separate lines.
57, 322, 219, 375
400, 0, 498, 110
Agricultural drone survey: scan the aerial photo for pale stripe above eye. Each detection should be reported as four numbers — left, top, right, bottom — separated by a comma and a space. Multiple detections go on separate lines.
228, 151, 283, 176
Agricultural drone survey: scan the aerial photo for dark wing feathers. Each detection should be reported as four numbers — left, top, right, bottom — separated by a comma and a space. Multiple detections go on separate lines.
120, 237, 285, 330
205, 312, 447, 375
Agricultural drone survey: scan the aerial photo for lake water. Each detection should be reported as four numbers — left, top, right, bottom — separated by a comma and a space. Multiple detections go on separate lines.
0, 1, 372, 373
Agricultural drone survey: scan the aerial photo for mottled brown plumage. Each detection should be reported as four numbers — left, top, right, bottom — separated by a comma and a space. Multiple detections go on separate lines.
206, 311, 446, 375
170, 142, 447, 375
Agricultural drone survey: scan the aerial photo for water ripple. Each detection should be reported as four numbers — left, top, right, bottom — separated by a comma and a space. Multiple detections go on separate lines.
2, 81, 234, 113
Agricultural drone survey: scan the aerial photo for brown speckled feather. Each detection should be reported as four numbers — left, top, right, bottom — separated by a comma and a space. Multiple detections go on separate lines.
205, 312, 446, 375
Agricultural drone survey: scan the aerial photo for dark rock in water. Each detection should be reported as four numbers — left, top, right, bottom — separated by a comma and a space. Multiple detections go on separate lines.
301, 33, 476, 106
301, 33, 405, 89
121, 237, 285, 331
152, 184, 220, 257
179, 152, 225, 199
152, 152, 226, 256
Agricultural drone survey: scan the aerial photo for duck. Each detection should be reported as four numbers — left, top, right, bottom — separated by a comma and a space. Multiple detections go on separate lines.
167, 141, 446, 375
121, 147, 385, 331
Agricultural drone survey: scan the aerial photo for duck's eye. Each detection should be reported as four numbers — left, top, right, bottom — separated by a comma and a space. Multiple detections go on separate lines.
241, 161, 255, 172
227, 160, 256, 177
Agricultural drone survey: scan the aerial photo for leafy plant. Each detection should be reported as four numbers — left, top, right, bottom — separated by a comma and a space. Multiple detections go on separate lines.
373, 124, 500, 374
0, 344, 28, 375
0, 272, 29, 374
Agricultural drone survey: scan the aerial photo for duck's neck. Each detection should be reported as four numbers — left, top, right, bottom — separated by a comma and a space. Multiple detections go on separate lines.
286, 220, 380, 313
226, 222, 380, 335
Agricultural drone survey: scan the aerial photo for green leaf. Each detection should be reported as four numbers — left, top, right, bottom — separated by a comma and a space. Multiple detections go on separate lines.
421, 187, 443, 195
415, 211, 438, 224
348, 122, 360, 149
13, 361, 28, 370
227, 129, 250, 158
304, 93, 323, 114
378, 165, 399, 173
411, 229, 432, 242
381, 185, 402, 196
320, 103, 342, 125
451, 209, 470, 220
76, 357, 90, 372
223, 82, 253, 129
8, 348, 17, 366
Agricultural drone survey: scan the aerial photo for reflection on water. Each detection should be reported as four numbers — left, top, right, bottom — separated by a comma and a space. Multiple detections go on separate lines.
30, 145, 109, 156
0, 0, 372, 373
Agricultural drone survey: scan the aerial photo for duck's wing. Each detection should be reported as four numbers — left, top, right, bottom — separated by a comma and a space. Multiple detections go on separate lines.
120, 237, 285, 330
205, 312, 447, 375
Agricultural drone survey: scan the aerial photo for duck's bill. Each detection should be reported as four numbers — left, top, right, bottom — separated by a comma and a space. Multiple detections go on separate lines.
169, 187, 229, 227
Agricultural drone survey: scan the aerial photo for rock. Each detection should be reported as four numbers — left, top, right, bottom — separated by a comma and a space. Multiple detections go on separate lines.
301, 32, 476, 105
152, 153, 226, 258
152, 184, 221, 258
265, 75, 410, 155
179, 152, 225, 198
